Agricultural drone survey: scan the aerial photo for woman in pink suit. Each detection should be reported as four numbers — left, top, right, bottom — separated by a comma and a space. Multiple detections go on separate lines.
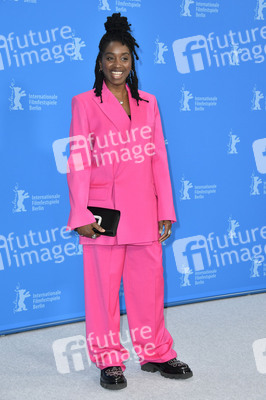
66, 13, 193, 390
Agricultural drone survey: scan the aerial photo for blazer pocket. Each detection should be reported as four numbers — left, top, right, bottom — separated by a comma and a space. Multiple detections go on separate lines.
89, 186, 108, 200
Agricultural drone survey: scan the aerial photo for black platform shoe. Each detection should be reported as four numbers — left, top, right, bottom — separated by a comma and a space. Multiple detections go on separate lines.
141, 358, 193, 379
100, 366, 127, 390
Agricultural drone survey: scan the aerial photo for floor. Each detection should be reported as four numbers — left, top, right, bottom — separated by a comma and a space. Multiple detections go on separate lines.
1, 293, 266, 400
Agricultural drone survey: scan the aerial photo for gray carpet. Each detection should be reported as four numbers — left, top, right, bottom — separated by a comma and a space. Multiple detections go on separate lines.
1, 293, 266, 400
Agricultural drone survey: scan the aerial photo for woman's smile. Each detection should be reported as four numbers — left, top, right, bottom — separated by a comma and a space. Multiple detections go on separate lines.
111, 71, 123, 78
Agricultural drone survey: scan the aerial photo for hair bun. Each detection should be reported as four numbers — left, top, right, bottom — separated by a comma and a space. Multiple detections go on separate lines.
104, 12, 132, 34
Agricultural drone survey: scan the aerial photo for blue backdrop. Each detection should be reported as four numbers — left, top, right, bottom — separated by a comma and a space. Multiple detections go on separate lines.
1, 0, 265, 335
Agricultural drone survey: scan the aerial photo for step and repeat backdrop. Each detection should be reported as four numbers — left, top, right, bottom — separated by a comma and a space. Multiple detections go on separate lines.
0, 0, 265, 335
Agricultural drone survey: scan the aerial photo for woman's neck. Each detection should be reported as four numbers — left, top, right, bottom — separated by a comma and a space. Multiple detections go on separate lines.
104, 80, 127, 98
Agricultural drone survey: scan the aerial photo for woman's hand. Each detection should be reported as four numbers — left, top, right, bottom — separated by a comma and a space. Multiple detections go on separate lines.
76, 222, 105, 238
158, 220, 172, 243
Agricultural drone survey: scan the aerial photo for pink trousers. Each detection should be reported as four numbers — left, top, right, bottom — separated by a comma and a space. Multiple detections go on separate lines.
82, 241, 177, 371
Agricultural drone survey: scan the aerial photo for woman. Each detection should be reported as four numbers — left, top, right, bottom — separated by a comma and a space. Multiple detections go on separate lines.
66, 13, 193, 390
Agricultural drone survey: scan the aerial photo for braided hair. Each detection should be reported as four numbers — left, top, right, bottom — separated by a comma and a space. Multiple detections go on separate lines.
93, 12, 149, 105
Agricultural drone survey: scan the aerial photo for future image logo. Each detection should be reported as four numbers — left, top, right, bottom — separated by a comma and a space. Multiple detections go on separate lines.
53, 126, 156, 174
252, 138, 266, 174
0, 26, 80, 71
172, 27, 266, 74
253, 338, 266, 374
172, 222, 266, 286
172, 235, 211, 273
0, 226, 82, 272
53, 135, 90, 174
172, 35, 211, 74
53, 326, 154, 374
53, 335, 91, 374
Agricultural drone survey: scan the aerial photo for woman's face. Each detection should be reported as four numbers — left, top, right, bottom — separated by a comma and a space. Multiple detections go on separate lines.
99, 41, 132, 87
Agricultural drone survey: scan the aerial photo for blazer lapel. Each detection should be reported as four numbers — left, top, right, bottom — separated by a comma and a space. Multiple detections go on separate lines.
92, 79, 131, 135
91, 80, 148, 176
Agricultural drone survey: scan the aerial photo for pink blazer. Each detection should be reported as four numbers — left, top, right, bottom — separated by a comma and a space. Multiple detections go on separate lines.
66, 80, 176, 245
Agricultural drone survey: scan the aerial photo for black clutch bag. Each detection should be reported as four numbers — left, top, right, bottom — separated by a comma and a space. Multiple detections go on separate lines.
87, 206, 121, 237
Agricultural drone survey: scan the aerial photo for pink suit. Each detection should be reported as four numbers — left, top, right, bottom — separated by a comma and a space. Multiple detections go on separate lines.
66, 80, 178, 370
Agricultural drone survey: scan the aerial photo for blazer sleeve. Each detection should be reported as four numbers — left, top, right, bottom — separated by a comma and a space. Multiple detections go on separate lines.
66, 96, 96, 231
152, 96, 177, 224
